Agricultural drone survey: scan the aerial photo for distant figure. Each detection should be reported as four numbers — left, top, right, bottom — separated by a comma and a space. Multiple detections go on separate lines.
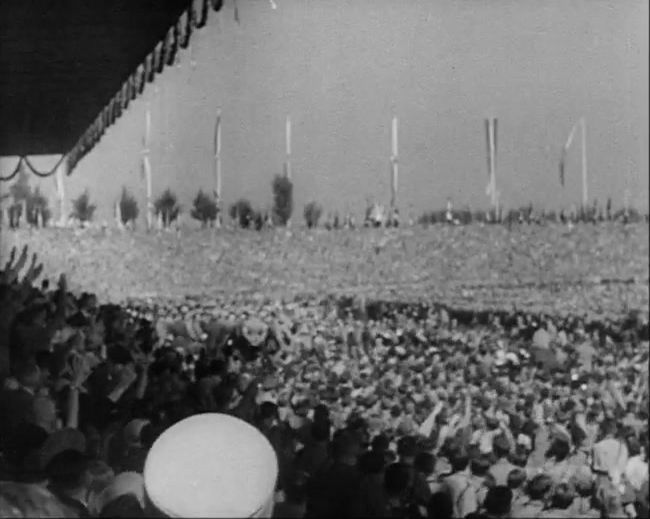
254, 212, 263, 231
445, 198, 453, 224
372, 204, 385, 228
349, 214, 356, 230
333, 213, 340, 230
9, 203, 22, 229
325, 213, 333, 231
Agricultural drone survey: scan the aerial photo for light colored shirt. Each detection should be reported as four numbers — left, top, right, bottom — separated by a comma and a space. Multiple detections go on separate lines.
489, 458, 516, 486
624, 455, 648, 491
442, 471, 478, 519
592, 438, 628, 485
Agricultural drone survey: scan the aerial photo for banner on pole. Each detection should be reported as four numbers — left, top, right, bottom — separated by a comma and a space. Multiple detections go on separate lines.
559, 120, 579, 187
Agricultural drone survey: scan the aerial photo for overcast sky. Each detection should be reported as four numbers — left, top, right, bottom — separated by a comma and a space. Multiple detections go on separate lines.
2, 0, 648, 220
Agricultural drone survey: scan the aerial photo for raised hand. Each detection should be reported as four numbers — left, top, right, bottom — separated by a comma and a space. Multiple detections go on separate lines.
1, 245, 25, 284
115, 363, 138, 389
58, 273, 67, 292
13, 245, 29, 276
22, 252, 44, 285
69, 353, 93, 390
3, 246, 17, 271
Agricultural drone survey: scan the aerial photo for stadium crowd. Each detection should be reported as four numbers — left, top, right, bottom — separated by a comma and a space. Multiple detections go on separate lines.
0, 244, 648, 518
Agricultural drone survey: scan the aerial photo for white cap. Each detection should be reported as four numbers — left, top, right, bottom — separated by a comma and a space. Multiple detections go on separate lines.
144, 414, 278, 518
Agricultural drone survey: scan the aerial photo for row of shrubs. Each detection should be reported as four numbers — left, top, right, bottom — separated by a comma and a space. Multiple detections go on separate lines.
417, 203, 647, 225
2, 171, 307, 229
2, 169, 646, 229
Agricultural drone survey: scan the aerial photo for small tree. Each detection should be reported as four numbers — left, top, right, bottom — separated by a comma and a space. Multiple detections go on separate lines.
191, 189, 218, 227
154, 189, 180, 228
26, 186, 52, 227
119, 186, 139, 225
304, 201, 323, 229
10, 168, 31, 203
229, 198, 254, 229
71, 189, 96, 223
272, 174, 293, 226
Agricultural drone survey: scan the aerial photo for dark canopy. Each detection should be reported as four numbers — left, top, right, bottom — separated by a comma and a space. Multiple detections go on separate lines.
0, 0, 191, 157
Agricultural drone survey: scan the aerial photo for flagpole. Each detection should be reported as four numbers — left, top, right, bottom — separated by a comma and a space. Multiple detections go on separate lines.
214, 109, 222, 228
116, 199, 123, 229
55, 157, 67, 227
143, 104, 153, 231
485, 118, 497, 218
285, 115, 292, 227
491, 118, 498, 220
285, 115, 292, 180
581, 117, 588, 209
391, 116, 398, 210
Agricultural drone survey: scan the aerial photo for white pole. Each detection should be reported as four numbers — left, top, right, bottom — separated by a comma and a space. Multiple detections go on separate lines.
581, 117, 588, 209
143, 105, 153, 231
488, 118, 496, 212
116, 199, 123, 229
391, 116, 399, 209
285, 115, 292, 227
215, 109, 222, 228
55, 157, 68, 227
285, 115, 292, 180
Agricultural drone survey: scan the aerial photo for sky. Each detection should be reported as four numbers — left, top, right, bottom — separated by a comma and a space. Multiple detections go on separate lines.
1, 0, 648, 222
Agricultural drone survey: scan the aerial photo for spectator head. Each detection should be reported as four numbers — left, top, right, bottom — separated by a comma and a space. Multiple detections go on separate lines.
358, 450, 385, 475
14, 361, 41, 391
123, 419, 150, 449
414, 452, 435, 476
86, 460, 115, 497
470, 454, 492, 477
599, 418, 617, 438
313, 404, 330, 423
332, 431, 361, 464
258, 402, 278, 425
483, 486, 512, 517
549, 483, 574, 510
598, 483, 625, 518
526, 474, 553, 501
509, 445, 529, 468
4, 423, 49, 482
569, 422, 588, 449
0, 482, 67, 518
93, 471, 145, 517
492, 434, 511, 459
140, 423, 163, 450
626, 435, 641, 457
506, 468, 527, 490
448, 445, 470, 473
284, 470, 309, 504
397, 435, 417, 463
427, 491, 453, 519
384, 462, 412, 498
371, 434, 389, 453
486, 416, 500, 431
310, 421, 330, 443
28, 396, 58, 434
571, 467, 594, 497
546, 437, 571, 462
45, 449, 91, 495
100, 494, 144, 518
208, 358, 226, 377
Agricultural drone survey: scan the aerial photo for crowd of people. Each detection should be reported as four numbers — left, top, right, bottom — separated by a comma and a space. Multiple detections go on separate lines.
0, 243, 648, 518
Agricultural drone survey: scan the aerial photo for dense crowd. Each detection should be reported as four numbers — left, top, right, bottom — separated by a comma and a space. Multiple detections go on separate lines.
0, 244, 648, 518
